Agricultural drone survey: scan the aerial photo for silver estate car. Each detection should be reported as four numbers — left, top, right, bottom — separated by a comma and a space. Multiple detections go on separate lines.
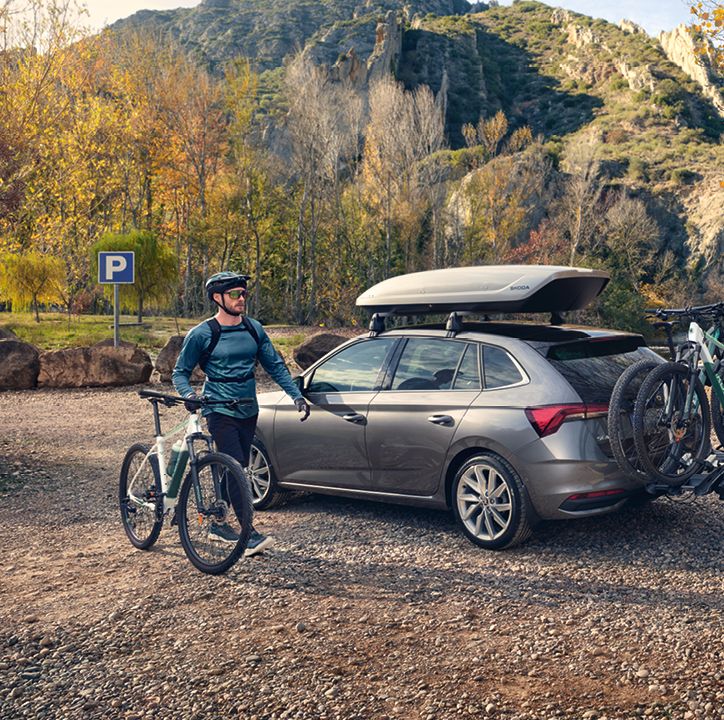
248, 322, 659, 549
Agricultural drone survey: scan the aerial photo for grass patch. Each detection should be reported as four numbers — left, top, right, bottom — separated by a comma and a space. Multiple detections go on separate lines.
0, 312, 204, 352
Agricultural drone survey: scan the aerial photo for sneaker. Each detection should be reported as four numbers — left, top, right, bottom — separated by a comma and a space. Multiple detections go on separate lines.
245, 530, 274, 557
208, 522, 239, 544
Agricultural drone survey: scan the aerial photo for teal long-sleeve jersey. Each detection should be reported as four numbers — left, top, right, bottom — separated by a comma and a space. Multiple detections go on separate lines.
172, 316, 302, 419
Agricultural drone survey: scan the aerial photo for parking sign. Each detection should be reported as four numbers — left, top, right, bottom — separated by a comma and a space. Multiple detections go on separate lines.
98, 252, 135, 284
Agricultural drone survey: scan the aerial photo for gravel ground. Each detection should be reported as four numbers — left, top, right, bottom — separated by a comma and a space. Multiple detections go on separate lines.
1, 384, 722, 720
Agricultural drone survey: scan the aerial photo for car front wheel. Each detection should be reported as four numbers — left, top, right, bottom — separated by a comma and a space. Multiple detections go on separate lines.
452, 453, 533, 550
247, 440, 285, 510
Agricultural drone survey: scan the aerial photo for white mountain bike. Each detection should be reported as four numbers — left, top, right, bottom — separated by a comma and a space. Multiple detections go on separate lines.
119, 390, 253, 575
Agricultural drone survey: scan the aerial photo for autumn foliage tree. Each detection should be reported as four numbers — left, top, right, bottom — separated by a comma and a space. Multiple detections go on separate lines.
0, 252, 64, 321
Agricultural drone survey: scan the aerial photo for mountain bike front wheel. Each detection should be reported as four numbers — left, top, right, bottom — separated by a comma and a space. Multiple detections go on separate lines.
632, 362, 711, 485
119, 443, 163, 550
177, 452, 253, 575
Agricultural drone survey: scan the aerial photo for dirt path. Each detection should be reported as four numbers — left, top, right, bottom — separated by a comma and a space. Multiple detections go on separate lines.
1, 387, 722, 720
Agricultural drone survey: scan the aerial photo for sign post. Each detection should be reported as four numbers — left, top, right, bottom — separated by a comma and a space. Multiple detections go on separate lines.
98, 252, 135, 347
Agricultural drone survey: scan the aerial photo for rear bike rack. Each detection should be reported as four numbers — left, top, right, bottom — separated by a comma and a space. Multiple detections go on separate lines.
644, 450, 724, 500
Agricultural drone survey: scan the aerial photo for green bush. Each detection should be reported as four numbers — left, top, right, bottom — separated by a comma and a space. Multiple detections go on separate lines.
669, 168, 697, 185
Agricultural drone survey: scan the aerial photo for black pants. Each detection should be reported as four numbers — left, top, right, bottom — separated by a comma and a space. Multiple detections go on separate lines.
207, 412, 258, 524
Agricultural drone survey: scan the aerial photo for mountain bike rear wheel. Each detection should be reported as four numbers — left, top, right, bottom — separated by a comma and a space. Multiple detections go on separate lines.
119, 443, 163, 550
607, 359, 661, 480
177, 452, 253, 575
632, 362, 711, 485
710, 363, 724, 447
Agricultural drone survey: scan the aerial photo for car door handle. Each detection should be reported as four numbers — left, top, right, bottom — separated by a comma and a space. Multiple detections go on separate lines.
427, 415, 454, 426
342, 413, 366, 425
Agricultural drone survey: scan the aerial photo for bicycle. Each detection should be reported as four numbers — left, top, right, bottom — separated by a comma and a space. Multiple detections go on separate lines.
631, 304, 724, 485
606, 316, 676, 480
119, 390, 254, 575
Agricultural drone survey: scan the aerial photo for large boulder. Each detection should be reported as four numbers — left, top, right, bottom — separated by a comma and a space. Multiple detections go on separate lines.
155, 335, 205, 384
0, 339, 40, 389
38, 340, 153, 388
0, 327, 17, 339
293, 332, 348, 370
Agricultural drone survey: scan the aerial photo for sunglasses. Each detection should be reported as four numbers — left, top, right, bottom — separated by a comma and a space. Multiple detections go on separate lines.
225, 289, 247, 299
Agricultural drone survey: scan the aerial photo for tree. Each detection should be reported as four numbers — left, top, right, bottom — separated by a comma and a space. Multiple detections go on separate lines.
558, 135, 603, 266
0, 251, 64, 321
361, 77, 445, 276
91, 231, 176, 322
688, 1, 724, 72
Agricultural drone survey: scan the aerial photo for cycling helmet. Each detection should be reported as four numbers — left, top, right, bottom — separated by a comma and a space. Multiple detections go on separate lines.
205, 271, 250, 300
205, 271, 250, 316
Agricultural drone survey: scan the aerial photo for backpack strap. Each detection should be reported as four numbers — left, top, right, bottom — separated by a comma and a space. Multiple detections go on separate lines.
241, 315, 260, 350
198, 318, 221, 373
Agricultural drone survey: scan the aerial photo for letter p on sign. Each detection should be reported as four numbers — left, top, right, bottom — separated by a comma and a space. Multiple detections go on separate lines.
98, 252, 135, 284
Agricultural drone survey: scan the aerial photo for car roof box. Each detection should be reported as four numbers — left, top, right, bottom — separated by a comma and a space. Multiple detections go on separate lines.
356, 265, 610, 314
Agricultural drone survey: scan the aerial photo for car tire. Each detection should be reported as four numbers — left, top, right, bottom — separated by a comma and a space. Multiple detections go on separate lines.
452, 453, 533, 550
248, 439, 285, 510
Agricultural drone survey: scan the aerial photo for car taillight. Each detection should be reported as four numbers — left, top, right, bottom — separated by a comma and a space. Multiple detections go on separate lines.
525, 402, 609, 438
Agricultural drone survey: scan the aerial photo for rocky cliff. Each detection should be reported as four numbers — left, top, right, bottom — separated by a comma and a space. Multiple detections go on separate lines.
659, 24, 724, 116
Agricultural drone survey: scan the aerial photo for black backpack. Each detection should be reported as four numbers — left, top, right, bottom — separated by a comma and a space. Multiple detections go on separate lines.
197, 317, 260, 383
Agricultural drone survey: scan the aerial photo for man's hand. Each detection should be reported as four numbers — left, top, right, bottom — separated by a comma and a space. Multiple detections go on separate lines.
184, 393, 202, 413
294, 397, 311, 422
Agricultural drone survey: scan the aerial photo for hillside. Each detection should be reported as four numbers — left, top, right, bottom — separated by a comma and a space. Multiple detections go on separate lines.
111, 0, 722, 278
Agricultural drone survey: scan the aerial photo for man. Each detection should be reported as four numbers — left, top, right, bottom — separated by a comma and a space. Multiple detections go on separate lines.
173, 271, 310, 556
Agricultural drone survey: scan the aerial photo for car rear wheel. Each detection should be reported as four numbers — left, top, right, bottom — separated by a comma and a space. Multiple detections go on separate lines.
452, 453, 533, 550
248, 439, 285, 510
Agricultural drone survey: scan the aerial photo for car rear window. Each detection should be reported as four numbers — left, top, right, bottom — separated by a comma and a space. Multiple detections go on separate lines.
545, 341, 662, 403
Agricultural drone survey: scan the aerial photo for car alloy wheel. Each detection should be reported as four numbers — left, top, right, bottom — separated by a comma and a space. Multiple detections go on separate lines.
247, 440, 284, 510
247, 443, 271, 504
452, 453, 533, 550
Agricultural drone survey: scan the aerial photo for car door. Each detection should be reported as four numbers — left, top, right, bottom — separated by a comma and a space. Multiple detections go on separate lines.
272, 337, 398, 490
365, 338, 482, 496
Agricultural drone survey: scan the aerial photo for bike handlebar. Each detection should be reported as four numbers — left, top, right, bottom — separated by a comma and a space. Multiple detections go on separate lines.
645, 302, 724, 321
138, 390, 254, 409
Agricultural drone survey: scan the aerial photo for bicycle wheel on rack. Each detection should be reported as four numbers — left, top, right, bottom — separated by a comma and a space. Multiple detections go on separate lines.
710, 362, 724, 447
119, 443, 163, 550
607, 359, 661, 479
632, 362, 711, 485
177, 452, 253, 575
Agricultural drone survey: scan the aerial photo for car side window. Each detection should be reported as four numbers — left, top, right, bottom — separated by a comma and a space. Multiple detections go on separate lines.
453, 344, 482, 390
307, 338, 396, 393
390, 338, 467, 391
483, 345, 525, 389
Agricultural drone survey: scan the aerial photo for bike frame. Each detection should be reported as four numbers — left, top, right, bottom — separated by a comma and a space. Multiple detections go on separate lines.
127, 408, 214, 516
689, 322, 724, 406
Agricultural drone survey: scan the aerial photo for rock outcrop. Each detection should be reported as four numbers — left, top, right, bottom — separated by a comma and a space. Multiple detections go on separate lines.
0, 339, 40, 390
659, 25, 724, 116
38, 340, 153, 388
293, 333, 348, 370
616, 61, 656, 92
619, 19, 647, 36
366, 11, 404, 86
155, 335, 205, 384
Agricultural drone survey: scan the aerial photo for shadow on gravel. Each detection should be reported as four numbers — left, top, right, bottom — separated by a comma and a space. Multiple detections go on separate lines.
236, 494, 722, 613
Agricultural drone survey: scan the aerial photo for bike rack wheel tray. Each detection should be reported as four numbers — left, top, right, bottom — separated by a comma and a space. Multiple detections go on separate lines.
645, 451, 724, 500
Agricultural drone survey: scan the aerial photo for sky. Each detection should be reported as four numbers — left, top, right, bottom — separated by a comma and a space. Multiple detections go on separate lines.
82, 0, 693, 37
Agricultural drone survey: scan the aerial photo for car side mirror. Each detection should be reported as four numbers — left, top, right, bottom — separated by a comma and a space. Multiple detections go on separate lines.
293, 375, 307, 395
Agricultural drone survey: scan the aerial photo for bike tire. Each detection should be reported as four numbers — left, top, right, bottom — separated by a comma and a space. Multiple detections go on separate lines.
632, 362, 711, 485
119, 443, 163, 550
177, 452, 253, 575
710, 361, 724, 447
607, 359, 661, 480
